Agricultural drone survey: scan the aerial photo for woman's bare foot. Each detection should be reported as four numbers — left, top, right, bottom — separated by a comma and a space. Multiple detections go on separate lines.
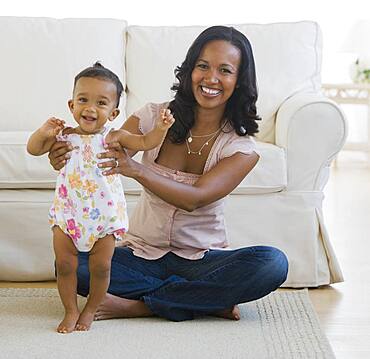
214, 305, 241, 320
75, 308, 96, 331
57, 310, 80, 334
94, 293, 153, 320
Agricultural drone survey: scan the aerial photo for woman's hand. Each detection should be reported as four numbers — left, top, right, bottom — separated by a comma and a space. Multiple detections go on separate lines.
97, 142, 141, 178
48, 140, 73, 171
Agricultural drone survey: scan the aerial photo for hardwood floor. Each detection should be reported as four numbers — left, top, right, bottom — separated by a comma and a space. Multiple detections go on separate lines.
308, 151, 370, 359
1, 151, 369, 358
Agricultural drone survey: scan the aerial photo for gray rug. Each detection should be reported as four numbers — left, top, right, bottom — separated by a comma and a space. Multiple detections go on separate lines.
0, 288, 334, 359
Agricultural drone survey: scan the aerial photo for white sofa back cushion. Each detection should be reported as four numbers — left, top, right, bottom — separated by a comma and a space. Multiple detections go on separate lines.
0, 17, 127, 132
126, 21, 322, 143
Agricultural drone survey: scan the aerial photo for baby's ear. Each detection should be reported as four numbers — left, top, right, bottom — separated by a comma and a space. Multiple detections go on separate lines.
109, 108, 120, 121
68, 99, 74, 112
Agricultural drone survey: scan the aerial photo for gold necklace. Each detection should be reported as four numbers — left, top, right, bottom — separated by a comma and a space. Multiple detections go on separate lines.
187, 128, 221, 143
185, 129, 221, 155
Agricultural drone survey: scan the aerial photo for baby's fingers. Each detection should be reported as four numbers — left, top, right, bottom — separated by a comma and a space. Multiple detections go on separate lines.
56, 119, 65, 127
160, 109, 171, 119
52, 126, 63, 136
164, 114, 175, 125
48, 117, 64, 127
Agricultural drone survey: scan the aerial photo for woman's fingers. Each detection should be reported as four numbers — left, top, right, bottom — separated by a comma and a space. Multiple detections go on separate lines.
98, 142, 124, 160
50, 141, 72, 157
97, 142, 130, 176
101, 167, 118, 176
97, 150, 116, 160
98, 160, 117, 169
103, 141, 122, 152
48, 141, 72, 170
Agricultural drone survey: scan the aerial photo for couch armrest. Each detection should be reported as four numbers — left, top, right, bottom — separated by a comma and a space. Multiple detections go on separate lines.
275, 93, 347, 191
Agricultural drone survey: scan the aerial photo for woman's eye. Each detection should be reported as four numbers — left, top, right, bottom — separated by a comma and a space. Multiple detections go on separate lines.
221, 68, 232, 74
197, 63, 207, 69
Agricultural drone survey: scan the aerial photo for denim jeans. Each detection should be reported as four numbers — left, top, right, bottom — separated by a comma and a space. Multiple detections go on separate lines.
76, 245, 288, 322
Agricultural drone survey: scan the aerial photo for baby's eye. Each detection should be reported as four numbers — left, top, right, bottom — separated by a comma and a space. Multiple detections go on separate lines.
78, 97, 87, 103
98, 101, 108, 106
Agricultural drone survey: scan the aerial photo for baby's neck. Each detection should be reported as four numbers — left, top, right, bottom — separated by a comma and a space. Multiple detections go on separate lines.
69, 126, 106, 135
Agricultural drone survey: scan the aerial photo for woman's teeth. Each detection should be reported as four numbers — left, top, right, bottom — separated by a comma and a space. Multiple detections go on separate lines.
201, 86, 221, 96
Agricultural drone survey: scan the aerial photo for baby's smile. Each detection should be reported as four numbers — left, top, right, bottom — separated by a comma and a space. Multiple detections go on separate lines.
81, 115, 97, 122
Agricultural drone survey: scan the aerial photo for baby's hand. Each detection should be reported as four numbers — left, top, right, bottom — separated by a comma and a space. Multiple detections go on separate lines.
40, 117, 65, 139
156, 109, 175, 131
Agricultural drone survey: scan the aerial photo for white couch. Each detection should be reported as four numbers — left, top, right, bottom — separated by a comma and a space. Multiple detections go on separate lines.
0, 17, 347, 287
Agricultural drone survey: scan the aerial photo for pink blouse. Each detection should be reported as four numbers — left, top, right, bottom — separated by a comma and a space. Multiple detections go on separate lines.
121, 102, 258, 260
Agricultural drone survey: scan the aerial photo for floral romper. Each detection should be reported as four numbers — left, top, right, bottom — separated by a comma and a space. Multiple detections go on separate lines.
49, 127, 128, 252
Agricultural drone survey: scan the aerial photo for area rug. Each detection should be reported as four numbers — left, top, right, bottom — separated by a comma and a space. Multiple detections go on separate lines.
0, 288, 334, 359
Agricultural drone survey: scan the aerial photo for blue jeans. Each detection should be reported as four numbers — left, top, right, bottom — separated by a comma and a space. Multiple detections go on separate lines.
76, 245, 288, 321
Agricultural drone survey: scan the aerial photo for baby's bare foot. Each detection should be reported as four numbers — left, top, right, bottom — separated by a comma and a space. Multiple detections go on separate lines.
75, 308, 96, 331
94, 293, 153, 320
57, 310, 80, 334
214, 305, 241, 320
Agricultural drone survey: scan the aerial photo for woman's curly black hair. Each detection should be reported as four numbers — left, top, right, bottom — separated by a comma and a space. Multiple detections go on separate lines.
168, 26, 260, 143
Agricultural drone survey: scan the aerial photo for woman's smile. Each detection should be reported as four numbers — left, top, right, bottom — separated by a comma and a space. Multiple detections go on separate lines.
199, 85, 222, 97
191, 40, 241, 112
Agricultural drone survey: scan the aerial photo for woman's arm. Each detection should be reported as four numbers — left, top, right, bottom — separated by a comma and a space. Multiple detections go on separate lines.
98, 143, 259, 212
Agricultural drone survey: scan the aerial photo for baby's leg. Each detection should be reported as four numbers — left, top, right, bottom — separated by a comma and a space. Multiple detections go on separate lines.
52, 226, 79, 333
75, 234, 115, 331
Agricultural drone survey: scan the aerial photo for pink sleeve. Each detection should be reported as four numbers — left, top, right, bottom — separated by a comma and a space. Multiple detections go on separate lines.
132, 102, 169, 134
219, 134, 259, 160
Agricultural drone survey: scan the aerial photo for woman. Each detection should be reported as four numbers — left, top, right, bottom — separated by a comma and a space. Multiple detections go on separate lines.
49, 25, 288, 322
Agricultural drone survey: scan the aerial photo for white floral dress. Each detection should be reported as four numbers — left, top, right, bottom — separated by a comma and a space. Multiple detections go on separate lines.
49, 127, 128, 252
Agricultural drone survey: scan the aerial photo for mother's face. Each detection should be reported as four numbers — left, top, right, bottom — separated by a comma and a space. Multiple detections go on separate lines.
191, 40, 241, 112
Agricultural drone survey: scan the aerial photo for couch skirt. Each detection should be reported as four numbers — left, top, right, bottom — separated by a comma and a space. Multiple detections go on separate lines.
0, 189, 343, 287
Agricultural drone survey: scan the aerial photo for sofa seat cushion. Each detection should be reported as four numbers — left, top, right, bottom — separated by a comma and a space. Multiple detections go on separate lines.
0, 132, 286, 194
0, 132, 57, 188
236, 142, 286, 194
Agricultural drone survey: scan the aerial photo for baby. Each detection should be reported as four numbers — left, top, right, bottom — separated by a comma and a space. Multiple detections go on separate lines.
27, 62, 174, 333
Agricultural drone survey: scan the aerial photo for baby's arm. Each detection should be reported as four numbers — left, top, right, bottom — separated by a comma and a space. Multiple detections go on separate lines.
105, 109, 175, 151
27, 117, 65, 156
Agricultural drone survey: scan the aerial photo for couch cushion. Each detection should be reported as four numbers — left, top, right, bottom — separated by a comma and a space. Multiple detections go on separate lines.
126, 22, 322, 143
0, 17, 127, 132
236, 142, 286, 194
0, 132, 286, 194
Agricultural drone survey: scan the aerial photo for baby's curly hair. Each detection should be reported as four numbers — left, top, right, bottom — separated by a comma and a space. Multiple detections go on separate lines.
74, 62, 123, 107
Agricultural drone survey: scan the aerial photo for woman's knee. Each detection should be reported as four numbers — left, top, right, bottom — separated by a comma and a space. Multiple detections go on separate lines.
240, 245, 288, 287
260, 246, 289, 286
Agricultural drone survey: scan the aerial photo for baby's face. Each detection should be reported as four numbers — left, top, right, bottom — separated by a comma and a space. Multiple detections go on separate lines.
68, 77, 119, 135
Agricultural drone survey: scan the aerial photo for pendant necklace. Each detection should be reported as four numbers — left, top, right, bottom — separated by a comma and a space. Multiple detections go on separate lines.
185, 128, 222, 155
187, 127, 222, 143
